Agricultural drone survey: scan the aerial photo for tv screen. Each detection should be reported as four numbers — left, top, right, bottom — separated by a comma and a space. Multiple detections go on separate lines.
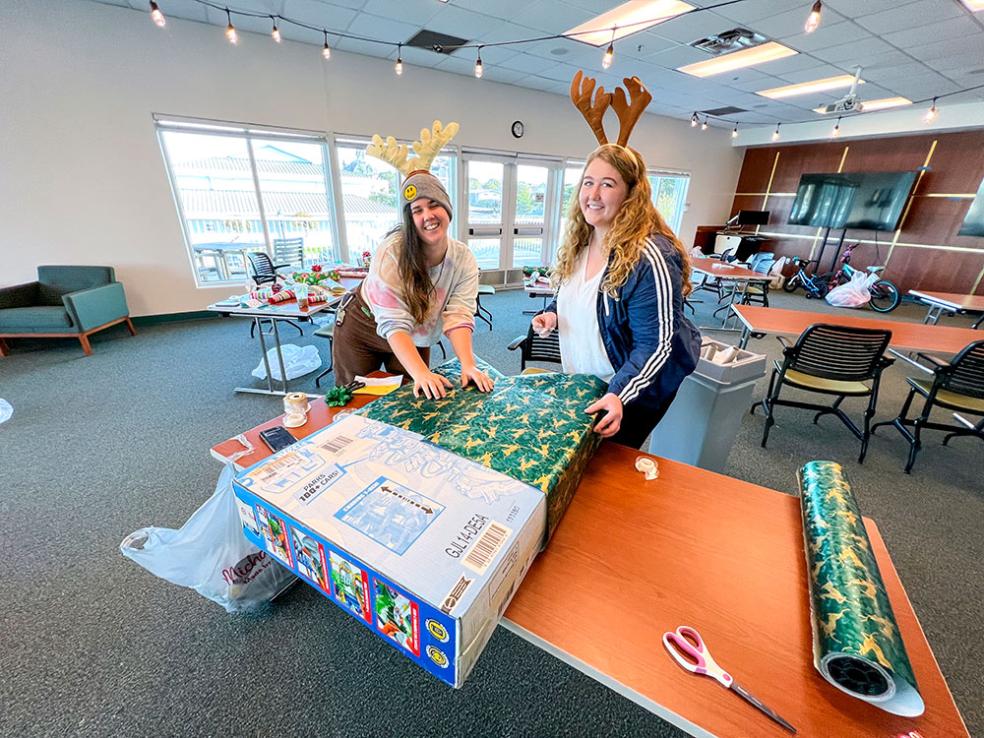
788, 171, 917, 231
737, 209, 770, 225
958, 176, 984, 237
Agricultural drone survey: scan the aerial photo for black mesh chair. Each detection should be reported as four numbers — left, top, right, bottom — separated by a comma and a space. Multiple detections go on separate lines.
507, 318, 562, 372
872, 339, 984, 472
751, 324, 893, 462
245, 251, 304, 338
272, 238, 305, 269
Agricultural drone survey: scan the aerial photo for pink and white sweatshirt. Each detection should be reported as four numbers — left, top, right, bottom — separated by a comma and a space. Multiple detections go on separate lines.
360, 234, 478, 347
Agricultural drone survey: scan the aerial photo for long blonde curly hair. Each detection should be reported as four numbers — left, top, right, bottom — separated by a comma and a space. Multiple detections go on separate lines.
553, 144, 691, 297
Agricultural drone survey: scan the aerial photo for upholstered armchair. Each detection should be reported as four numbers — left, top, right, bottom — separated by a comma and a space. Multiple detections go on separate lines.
0, 266, 135, 356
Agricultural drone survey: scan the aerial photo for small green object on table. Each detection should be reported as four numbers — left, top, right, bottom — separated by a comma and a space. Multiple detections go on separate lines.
324, 386, 353, 407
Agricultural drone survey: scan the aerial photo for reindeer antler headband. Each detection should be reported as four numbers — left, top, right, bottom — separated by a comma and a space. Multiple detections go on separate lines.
570, 70, 652, 147
366, 120, 459, 180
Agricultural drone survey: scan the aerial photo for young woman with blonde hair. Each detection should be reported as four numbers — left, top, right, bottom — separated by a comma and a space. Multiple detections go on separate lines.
532, 143, 701, 447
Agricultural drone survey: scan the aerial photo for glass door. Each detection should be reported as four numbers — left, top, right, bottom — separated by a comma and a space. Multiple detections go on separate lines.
462, 157, 508, 270
512, 163, 556, 269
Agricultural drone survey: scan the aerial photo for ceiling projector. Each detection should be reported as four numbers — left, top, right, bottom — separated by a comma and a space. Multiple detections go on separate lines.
817, 67, 865, 115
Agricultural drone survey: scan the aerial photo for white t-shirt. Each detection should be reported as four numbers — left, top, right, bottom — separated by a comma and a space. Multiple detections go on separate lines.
556, 252, 615, 381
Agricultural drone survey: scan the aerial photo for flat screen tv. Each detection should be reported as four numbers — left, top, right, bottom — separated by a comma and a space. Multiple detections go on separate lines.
788, 171, 917, 231
737, 209, 770, 225
958, 176, 984, 237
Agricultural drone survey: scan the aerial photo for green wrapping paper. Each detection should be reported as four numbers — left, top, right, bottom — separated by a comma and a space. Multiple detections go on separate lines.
799, 460, 924, 717
360, 359, 607, 544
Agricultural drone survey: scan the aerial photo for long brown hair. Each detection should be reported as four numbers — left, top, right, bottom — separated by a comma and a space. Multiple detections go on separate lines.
388, 206, 441, 324
554, 144, 691, 296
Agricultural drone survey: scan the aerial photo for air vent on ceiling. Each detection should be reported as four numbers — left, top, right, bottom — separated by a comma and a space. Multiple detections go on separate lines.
703, 106, 747, 116
690, 28, 766, 56
405, 29, 469, 54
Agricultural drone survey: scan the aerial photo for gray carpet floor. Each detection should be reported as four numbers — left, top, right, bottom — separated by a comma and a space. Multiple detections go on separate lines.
0, 287, 980, 737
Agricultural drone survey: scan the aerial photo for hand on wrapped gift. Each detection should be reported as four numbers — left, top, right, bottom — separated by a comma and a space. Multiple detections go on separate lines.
459, 363, 494, 393
412, 368, 454, 400
585, 393, 623, 437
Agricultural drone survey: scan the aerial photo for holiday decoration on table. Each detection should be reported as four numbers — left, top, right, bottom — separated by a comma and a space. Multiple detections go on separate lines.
798, 460, 924, 716
360, 359, 606, 544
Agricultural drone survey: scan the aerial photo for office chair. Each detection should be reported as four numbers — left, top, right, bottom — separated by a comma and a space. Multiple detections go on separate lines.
507, 316, 562, 373
246, 251, 304, 338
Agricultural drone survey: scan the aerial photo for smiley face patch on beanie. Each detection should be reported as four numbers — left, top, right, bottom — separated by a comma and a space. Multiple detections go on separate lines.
403, 184, 418, 202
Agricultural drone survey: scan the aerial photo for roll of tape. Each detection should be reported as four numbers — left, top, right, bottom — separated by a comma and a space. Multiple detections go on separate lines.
634, 456, 658, 480
283, 392, 309, 417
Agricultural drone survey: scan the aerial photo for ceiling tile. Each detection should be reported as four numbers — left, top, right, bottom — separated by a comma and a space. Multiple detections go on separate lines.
645, 10, 734, 45
480, 66, 529, 85
498, 53, 561, 75
907, 34, 984, 65
512, 0, 593, 34
822, 0, 921, 16
713, 0, 815, 25
853, 0, 965, 34
751, 6, 847, 39
784, 21, 873, 52
344, 12, 419, 43
882, 15, 983, 49
775, 63, 852, 84
426, 6, 497, 41
360, 0, 441, 27
813, 47, 913, 73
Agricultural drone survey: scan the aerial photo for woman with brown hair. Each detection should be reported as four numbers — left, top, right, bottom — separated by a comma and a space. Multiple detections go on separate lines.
532, 140, 701, 448
332, 122, 493, 399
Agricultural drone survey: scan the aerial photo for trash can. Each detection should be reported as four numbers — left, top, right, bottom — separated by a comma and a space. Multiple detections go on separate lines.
648, 338, 767, 473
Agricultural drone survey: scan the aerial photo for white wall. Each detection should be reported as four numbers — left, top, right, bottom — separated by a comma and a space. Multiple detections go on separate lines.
0, 0, 743, 316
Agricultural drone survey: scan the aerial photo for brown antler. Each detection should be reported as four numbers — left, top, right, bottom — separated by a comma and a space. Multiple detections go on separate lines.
570, 70, 612, 145
611, 76, 652, 147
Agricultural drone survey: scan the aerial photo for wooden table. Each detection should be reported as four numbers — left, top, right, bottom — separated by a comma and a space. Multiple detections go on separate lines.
909, 290, 984, 328
732, 305, 982, 363
210, 398, 967, 737
691, 258, 771, 329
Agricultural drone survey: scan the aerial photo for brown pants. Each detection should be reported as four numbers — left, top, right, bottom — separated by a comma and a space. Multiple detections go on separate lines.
331, 289, 430, 387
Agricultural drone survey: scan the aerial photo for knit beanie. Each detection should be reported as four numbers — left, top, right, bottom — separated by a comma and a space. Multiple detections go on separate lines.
401, 171, 453, 220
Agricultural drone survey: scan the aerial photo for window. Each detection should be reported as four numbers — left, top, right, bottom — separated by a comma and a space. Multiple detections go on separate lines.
157, 118, 337, 286
648, 172, 689, 235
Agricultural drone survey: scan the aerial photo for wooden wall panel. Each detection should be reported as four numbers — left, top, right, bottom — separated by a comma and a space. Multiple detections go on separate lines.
729, 129, 984, 293
729, 194, 767, 221
886, 247, 984, 294
735, 148, 776, 193
769, 143, 847, 193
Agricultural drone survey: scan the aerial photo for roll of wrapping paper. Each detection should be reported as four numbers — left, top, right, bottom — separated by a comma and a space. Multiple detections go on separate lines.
798, 460, 924, 717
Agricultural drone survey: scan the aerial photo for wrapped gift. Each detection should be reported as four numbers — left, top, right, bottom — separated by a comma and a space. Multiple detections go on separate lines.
360, 359, 606, 544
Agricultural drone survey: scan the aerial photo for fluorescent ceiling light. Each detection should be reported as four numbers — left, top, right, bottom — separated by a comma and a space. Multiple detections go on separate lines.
565, 0, 694, 46
677, 41, 797, 78
813, 96, 911, 114
960, 0, 984, 11
758, 74, 863, 99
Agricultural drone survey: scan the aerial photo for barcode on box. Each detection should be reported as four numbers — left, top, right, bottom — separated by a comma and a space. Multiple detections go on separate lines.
319, 435, 354, 454
463, 522, 511, 575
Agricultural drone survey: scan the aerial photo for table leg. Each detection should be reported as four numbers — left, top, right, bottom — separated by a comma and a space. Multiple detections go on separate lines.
256, 318, 274, 393
271, 319, 290, 394
739, 324, 751, 350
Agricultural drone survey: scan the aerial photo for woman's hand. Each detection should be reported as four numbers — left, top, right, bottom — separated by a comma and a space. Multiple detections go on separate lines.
531, 311, 557, 338
585, 393, 623, 438
411, 369, 454, 399
460, 363, 494, 393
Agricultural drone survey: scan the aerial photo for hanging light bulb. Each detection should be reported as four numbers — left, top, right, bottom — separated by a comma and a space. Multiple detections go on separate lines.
395, 44, 404, 76
924, 97, 938, 123
271, 17, 281, 43
474, 47, 484, 79
701, 118, 708, 131
602, 28, 615, 70
831, 116, 841, 137
772, 123, 781, 141
224, 8, 238, 45
691, 112, 699, 127
804, 1, 822, 34
149, 0, 166, 27
732, 124, 739, 139
322, 30, 331, 60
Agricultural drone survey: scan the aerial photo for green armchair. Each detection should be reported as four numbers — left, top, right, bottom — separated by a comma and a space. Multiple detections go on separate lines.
0, 266, 136, 357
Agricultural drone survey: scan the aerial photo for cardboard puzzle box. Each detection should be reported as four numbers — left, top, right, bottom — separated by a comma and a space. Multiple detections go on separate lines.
233, 414, 545, 687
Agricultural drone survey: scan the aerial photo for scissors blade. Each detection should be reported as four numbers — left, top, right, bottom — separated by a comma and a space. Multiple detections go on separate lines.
730, 681, 797, 734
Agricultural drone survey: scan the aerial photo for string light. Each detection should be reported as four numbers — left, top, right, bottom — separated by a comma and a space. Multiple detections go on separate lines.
701, 118, 708, 131
602, 28, 615, 70
224, 8, 238, 45
690, 112, 699, 127
271, 17, 281, 43
474, 46, 484, 79
395, 43, 403, 76
772, 123, 781, 141
924, 97, 938, 123
149, 0, 166, 27
732, 124, 739, 139
322, 30, 331, 60
804, 1, 822, 34
831, 116, 841, 137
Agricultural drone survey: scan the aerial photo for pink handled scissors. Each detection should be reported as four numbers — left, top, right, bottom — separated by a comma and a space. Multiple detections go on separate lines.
662, 625, 797, 734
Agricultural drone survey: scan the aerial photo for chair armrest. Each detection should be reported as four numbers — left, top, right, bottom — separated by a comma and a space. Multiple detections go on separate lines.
879, 354, 896, 369
507, 335, 526, 351
776, 335, 792, 349
0, 281, 40, 309
273, 263, 292, 271
62, 282, 129, 331
916, 352, 949, 369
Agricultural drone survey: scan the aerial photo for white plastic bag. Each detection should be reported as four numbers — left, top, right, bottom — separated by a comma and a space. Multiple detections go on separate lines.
251, 344, 322, 381
0, 399, 11, 424
826, 270, 878, 308
120, 463, 296, 613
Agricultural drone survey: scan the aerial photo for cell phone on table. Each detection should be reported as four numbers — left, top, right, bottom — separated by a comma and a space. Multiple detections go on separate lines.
259, 425, 297, 453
